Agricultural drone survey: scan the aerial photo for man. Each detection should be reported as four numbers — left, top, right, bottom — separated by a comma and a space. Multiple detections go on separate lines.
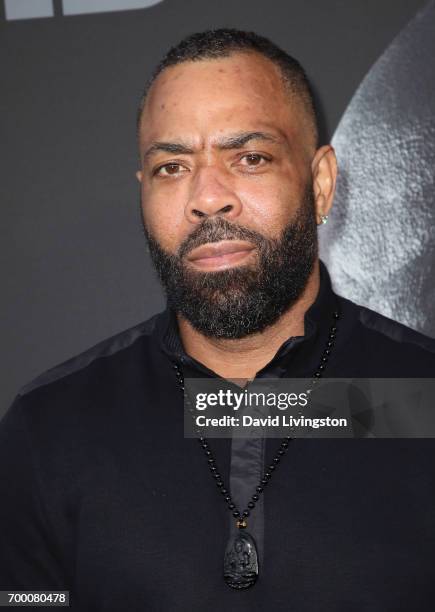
1, 29, 435, 611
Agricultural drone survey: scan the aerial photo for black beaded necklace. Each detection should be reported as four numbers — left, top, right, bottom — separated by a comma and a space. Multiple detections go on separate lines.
173, 308, 340, 590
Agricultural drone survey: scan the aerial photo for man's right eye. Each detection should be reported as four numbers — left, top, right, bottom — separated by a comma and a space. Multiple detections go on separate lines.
153, 163, 187, 177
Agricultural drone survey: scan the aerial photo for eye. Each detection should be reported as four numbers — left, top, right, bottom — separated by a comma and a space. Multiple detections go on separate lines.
153, 162, 188, 177
238, 153, 271, 168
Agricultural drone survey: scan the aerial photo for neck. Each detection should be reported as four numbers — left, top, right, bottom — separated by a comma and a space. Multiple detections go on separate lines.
177, 259, 321, 380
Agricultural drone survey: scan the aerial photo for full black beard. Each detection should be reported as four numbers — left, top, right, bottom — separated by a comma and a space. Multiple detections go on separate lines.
144, 186, 318, 339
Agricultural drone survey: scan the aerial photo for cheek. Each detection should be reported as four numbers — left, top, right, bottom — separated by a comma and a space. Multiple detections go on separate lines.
237, 177, 303, 236
141, 186, 185, 252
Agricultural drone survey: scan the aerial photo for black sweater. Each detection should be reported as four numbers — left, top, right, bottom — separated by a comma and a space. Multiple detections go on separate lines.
1, 262, 435, 611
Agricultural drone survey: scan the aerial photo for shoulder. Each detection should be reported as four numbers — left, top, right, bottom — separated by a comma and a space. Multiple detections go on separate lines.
338, 295, 435, 375
0, 311, 172, 488
356, 301, 435, 352
1, 312, 164, 451
17, 313, 160, 400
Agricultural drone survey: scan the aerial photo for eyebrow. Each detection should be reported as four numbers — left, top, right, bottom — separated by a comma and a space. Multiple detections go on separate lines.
143, 131, 280, 160
216, 131, 280, 149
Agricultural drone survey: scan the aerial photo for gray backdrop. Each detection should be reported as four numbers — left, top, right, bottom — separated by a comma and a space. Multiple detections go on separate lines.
0, 0, 430, 416
320, 0, 435, 339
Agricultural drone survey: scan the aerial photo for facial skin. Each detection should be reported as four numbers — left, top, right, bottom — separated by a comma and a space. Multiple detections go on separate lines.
136, 51, 337, 378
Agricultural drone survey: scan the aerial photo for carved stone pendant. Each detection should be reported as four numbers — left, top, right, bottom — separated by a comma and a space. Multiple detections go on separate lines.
223, 529, 259, 589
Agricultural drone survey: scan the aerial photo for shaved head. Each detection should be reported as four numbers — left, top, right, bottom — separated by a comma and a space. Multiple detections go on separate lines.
137, 29, 319, 151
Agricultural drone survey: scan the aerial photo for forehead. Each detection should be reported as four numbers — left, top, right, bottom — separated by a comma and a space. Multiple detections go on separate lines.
139, 52, 305, 147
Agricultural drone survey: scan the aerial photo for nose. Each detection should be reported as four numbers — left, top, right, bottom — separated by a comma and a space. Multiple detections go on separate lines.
185, 166, 243, 223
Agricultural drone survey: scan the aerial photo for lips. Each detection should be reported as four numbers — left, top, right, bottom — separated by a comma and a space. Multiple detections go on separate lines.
186, 240, 255, 271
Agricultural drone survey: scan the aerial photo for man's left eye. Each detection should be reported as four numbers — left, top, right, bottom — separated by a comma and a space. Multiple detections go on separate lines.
239, 153, 269, 167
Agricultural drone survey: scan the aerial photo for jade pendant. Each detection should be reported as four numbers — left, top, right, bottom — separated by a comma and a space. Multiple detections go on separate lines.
223, 529, 259, 589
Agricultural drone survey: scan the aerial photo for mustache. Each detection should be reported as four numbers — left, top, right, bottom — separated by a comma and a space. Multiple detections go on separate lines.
178, 217, 269, 260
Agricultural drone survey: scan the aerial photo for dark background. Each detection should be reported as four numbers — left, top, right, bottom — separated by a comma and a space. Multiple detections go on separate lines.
0, 0, 428, 415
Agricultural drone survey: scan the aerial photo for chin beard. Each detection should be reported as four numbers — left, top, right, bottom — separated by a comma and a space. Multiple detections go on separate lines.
144, 186, 318, 339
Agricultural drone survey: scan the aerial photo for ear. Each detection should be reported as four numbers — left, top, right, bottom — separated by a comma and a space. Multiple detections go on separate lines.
136, 170, 143, 183
310, 145, 337, 225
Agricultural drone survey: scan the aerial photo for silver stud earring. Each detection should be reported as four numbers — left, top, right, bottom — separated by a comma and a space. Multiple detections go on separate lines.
320, 215, 328, 225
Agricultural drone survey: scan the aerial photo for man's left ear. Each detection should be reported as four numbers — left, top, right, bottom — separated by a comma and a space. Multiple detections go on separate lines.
311, 145, 337, 225
136, 170, 143, 183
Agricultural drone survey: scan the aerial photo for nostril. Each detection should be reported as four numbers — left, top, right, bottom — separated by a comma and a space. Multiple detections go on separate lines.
219, 205, 233, 214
